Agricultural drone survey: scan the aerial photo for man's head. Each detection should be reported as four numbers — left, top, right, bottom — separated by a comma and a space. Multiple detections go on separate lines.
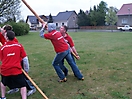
3, 24, 13, 31
60, 25, 68, 34
47, 23, 56, 32
6, 30, 15, 41
0, 24, 13, 35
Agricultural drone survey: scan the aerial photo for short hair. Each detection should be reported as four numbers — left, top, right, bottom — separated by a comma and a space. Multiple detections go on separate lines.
63, 25, 68, 32
6, 30, 15, 40
3, 24, 13, 31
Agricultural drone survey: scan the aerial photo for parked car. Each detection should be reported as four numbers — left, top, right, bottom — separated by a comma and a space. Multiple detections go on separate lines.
117, 25, 132, 31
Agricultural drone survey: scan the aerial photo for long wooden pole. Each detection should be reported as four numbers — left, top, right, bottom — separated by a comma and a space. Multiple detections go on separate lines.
22, 69, 48, 99
71, 51, 79, 59
21, 0, 78, 59
21, 0, 45, 24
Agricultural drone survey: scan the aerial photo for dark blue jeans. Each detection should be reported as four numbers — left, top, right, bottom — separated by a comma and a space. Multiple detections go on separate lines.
52, 49, 83, 80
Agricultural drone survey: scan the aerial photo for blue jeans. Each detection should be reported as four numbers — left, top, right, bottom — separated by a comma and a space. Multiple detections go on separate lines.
52, 49, 83, 80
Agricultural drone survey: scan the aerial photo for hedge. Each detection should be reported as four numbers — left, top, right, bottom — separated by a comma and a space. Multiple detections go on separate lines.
0, 22, 30, 36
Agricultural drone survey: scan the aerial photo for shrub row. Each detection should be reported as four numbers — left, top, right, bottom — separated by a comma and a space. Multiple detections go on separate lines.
0, 22, 30, 36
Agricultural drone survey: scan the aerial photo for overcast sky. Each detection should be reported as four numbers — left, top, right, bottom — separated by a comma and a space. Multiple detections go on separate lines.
20, 0, 132, 20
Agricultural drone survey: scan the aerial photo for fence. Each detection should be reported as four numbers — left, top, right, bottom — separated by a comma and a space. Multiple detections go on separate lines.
80, 26, 117, 30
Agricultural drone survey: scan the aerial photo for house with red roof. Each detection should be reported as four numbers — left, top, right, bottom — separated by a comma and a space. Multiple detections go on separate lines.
117, 3, 132, 26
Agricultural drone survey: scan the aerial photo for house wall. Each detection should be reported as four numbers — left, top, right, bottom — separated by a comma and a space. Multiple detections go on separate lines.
54, 21, 68, 28
38, 22, 42, 27
27, 19, 31, 27
26, 12, 78, 29
117, 15, 132, 26
67, 13, 78, 28
53, 12, 78, 28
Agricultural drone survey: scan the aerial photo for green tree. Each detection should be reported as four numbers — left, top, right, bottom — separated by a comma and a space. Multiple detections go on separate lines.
105, 7, 118, 25
0, 0, 21, 23
105, 7, 118, 31
88, 1, 108, 26
89, 5, 98, 26
48, 13, 53, 23
96, 1, 108, 26
77, 9, 89, 26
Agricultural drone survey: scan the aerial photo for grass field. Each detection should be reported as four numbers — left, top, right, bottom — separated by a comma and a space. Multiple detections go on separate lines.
3, 31, 132, 99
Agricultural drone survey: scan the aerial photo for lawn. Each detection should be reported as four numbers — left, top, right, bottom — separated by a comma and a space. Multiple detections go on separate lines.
3, 31, 132, 99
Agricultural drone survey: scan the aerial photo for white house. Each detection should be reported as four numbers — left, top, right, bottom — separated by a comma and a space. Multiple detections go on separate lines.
26, 10, 78, 29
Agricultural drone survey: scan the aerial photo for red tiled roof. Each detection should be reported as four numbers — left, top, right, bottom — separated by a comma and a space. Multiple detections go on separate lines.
117, 3, 132, 15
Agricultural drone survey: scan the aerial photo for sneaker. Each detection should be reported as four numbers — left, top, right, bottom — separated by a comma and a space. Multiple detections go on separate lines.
58, 77, 67, 82
27, 88, 36, 96
7, 88, 19, 94
0, 97, 6, 99
81, 77, 84, 80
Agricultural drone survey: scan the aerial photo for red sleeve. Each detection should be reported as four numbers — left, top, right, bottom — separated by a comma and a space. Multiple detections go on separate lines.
66, 35, 74, 47
0, 33, 6, 45
44, 33, 52, 40
0, 47, 2, 61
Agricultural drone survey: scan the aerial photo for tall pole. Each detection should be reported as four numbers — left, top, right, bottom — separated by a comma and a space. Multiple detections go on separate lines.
128, 8, 130, 25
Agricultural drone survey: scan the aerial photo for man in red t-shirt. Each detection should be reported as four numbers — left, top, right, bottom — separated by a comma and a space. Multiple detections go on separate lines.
0, 30, 27, 99
60, 25, 80, 59
0, 24, 36, 96
40, 23, 84, 82
60, 25, 84, 79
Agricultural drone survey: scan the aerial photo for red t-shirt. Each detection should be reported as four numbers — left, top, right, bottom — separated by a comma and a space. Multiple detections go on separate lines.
44, 30, 69, 53
13, 37, 18, 43
0, 32, 6, 45
0, 41, 27, 76
64, 33, 74, 47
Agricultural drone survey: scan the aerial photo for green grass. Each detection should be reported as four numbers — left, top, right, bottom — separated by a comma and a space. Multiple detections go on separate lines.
2, 31, 132, 99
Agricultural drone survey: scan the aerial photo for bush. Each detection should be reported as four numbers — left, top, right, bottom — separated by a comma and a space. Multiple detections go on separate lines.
1, 22, 30, 36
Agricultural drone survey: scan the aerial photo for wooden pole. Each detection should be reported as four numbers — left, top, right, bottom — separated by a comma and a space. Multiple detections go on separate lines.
21, 0, 45, 24
71, 51, 79, 59
21, 0, 78, 60
22, 69, 48, 99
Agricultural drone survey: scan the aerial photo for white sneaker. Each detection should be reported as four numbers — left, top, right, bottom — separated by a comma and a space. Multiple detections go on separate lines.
27, 88, 36, 96
7, 88, 19, 94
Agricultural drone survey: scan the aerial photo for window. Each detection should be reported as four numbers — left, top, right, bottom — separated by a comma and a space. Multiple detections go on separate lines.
73, 17, 75, 21
56, 23, 58, 26
122, 18, 128, 24
62, 23, 64, 25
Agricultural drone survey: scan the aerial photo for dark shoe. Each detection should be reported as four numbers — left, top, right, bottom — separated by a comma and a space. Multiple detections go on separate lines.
81, 77, 84, 80
58, 78, 67, 82
78, 77, 84, 80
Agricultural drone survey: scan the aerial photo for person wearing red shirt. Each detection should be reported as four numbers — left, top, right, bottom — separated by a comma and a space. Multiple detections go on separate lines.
0, 30, 27, 99
0, 33, 6, 46
0, 24, 36, 96
0, 27, 6, 46
60, 25, 84, 79
1, 25, 18, 43
60, 25, 80, 59
40, 23, 84, 82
